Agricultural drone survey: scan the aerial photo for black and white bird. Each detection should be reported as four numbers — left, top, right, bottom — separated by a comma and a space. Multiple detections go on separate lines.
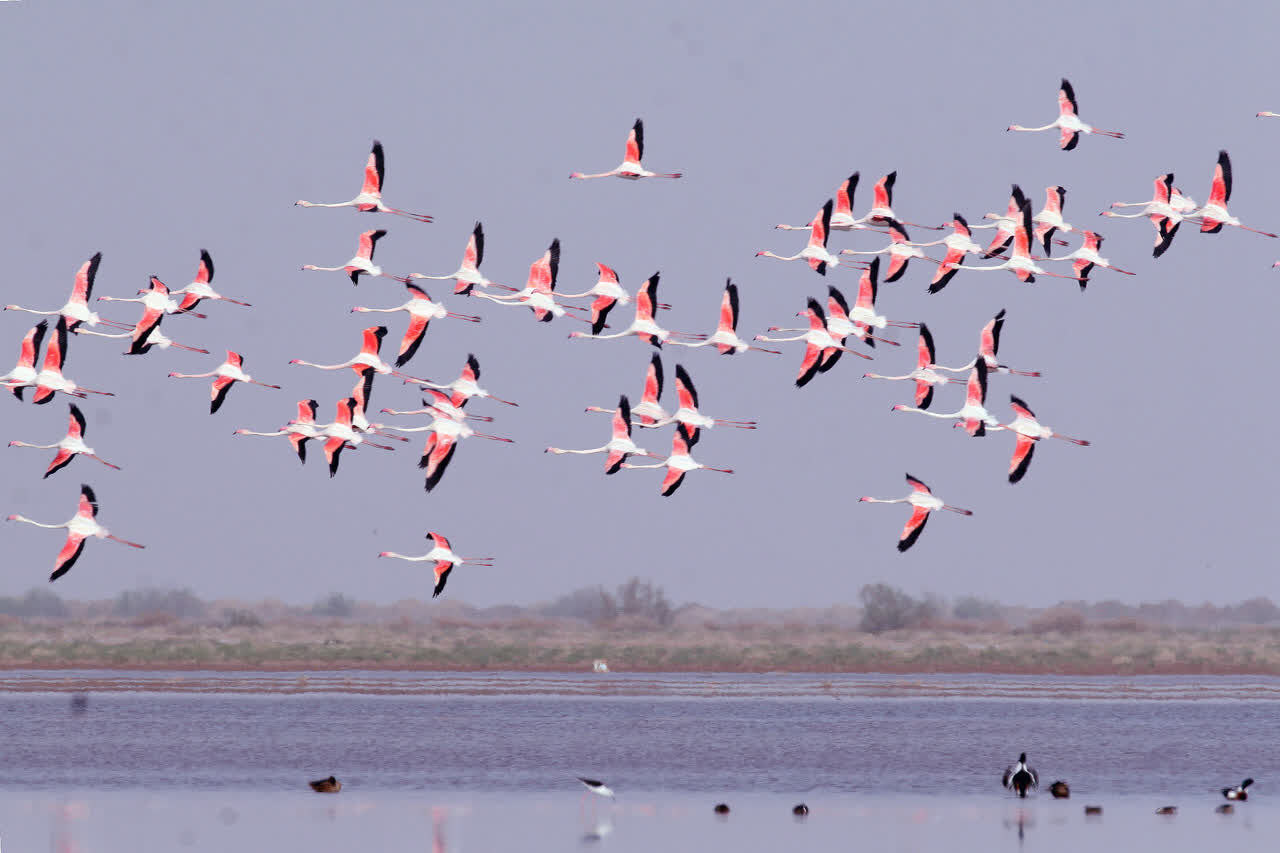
1222, 778, 1253, 801
578, 777, 615, 799
1002, 753, 1038, 798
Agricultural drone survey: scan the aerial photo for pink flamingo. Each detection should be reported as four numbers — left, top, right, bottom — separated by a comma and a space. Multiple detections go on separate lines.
859, 474, 972, 552
169, 350, 281, 414
295, 140, 432, 222
1007, 79, 1125, 149
378, 531, 494, 598
7, 484, 145, 581
569, 119, 682, 180
352, 283, 481, 367
620, 424, 733, 496
9, 403, 120, 478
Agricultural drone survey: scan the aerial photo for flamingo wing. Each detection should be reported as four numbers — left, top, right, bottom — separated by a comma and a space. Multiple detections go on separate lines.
396, 314, 430, 368
422, 435, 457, 493
589, 294, 617, 335
914, 379, 934, 410
210, 374, 237, 414
288, 433, 309, 464
362, 141, 385, 196
72, 253, 102, 306
1009, 434, 1037, 484
796, 342, 823, 388
658, 465, 687, 497
626, 119, 643, 164
432, 561, 454, 598
1058, 79, 1078, 116
323, 437, 348, 477
719, 281, 739, 334
50, 532, 89, 582
897, 506, 931, 552
44, 447, 76, 479
465, 222, 484, 268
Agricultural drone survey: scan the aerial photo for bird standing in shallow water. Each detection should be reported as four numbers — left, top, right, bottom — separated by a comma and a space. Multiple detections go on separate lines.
1049, 780, 1070, 798
1002, 752, 1038, 798
309, 775, 341, 793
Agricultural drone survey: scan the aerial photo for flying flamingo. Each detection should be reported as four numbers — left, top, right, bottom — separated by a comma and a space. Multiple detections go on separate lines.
754, 297, 870, 388
756, 199, 841, 275
843, 256, 919, 337
476, 238, 586, 323
996, 395, 1090, 484
9, 403, 120, 478
407, 222, 507, 296
907, 215, 986, 293
352, 283, 481, 367
381, 388, 494, 425
1189, 150, 1277, 238
1101, 173, 1189, 257
546, 395, 657, 474
931, 309, 1041, 377
850, 171, 943, 230
893, 358, 998, 436
839, 219, 939, 282
862, 324, 964, 410
4, 253, 133, 332
171, 250, 251, 312
1048, 231, 1135, 291
302, 229, 409, 285
970, 185, 1030, 258
317, 397, 397, 477
568, 272, 703, 348
402, 353, 518, 407
32, 319, 114, 405
123, 314, 210, 356
295, 140, 432, 222
556, 262, 670, 334
669, 280, 779, 355
289, 325, 427, 382
569, 119, 682, 180
1, 321, 47, 400
98, 275, 207, 321
233, 399, 321, 464
620, 424, 733, 496
347, 366, 410, 441
7, 484, 145, 581
644, 364, 757, 445
1007, 79, 1125, 149
776, 172, 885, 233
859, 474, 972, 552
384, 406, 513, 492
1259, 111, 1280, 118
585, 353, 669, 425
945, 199, 1082, 284
770, 276, 903, 355
169, 350, 281, 414
1032, 186, 1078, 255
378, 531, 494, 598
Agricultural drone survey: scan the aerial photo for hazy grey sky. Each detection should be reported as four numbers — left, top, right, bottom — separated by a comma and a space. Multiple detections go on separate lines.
0, 1, 1276, 609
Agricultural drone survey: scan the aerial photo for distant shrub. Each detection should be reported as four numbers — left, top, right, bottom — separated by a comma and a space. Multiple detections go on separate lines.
1095, 617, 1147, 633
0, 588, 69, 620
114, 588, 206, 621
131, 610, 177, 628
1028, 607, 1085, 635
311, 593, 355, 619
616, 578, 674, 627
953, 596, 1004, 622
224, 608, 264, 628
540, 586, 618, 623
859, 584, 934, 634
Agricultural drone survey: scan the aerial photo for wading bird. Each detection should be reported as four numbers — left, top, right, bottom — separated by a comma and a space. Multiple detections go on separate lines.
755, 297, 869, 388
620, 424, 733, 496
302, 229, 409, 285
931, 310, 1040, 377
384, 407, 513, 492
5, 253, 132, 332
945, 200, 1081, 284
996, 396, 1090, 483
568, 272, 702, 348
408, 222, 505, 296
233, 399, 321, 463
476, 238, 584, 323
290, 325, 426, 381
32, 319, 114, 404
7, 484, 144, 581
851, 171, 942, 230
669, 280, 779, 355
9, 403, 120, 478
171, 250, 251, 311
379, 531, 494, 598
907, 215, 986, 293
1032, 186, 1078, 254
859, 473, 972, 552
295, 140, 432, 222
893, 359, 997, 436
1007, 79, 1124, 149
840, 219, 937, 282
98, 275, 206, 321
862, 324, 963, 410
1189, 150, 1277, 238
169, 350, 281, 414
776, 172, 885, 233
757, 199, 840, 275
352, 283, 480, 367
557, 263, 670, 335
1048, 231, 1135, 291
569, 119, 681, 180
316, 397, 397, 477
546, 395, 656, 473
1002, 753, 1039, 798
1101, 173, 1189, 258
586, 353, 669, 425
0, 321, 47, 400
403, 353, 518, 407
644, 364, 757, 445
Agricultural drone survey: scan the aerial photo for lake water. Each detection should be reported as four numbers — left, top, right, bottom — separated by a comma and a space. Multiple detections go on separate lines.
0, 671, 1276, 851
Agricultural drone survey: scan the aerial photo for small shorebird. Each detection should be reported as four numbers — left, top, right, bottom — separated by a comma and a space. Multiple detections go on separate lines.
1222, 778, 1253, 801
578, 777, 616, 799
309, 776, 341, 793
1002, 753, 1038, 798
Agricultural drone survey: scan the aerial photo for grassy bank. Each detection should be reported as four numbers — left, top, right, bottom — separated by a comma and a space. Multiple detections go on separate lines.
4, 621, 1280, 674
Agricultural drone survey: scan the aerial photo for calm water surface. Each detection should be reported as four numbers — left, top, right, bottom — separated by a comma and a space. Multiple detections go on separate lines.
0, 671, 1275, 851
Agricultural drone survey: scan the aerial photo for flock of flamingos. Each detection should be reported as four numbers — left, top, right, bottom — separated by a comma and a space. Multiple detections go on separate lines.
3, 80, 1279, 595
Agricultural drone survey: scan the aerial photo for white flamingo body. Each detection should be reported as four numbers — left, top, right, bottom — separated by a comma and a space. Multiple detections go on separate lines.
295, 140, 432, 222
757, 199, 840, 275
569, 119, 681, 180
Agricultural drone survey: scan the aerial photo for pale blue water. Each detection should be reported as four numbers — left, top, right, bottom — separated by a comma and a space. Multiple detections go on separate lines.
0, 672, 1276, 851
